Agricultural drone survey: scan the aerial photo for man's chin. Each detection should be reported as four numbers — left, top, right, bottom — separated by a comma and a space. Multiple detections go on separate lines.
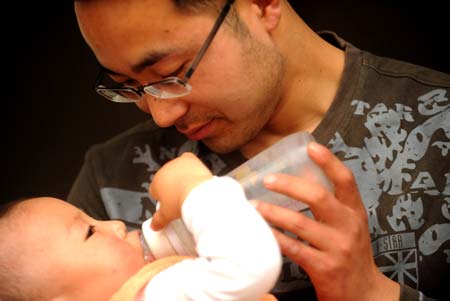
201, 138, 242, 154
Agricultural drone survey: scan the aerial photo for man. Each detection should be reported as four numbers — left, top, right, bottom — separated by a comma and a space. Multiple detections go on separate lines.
69, 0, 449, 300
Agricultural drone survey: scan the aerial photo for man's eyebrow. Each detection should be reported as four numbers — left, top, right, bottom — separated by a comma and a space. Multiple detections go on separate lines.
98, 48, 180, 76
99, 64, 121, 76
131, 51, 171, 74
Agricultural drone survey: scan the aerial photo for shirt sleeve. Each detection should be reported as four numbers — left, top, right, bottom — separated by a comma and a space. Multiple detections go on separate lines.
143, 176, 282, 301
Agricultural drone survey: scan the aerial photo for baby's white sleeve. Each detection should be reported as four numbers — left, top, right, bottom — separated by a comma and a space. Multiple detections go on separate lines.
144, 176, 281, 301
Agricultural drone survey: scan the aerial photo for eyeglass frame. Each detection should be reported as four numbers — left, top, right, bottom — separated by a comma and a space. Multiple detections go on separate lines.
94, 0, 235, 102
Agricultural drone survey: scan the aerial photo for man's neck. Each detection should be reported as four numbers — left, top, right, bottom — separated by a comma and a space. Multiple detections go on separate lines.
240, 2, 345, 158
240, 131, 286, 158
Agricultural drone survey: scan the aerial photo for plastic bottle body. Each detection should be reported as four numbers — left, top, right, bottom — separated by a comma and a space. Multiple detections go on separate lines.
227, 131, 333, 211
141, 132, 333, 260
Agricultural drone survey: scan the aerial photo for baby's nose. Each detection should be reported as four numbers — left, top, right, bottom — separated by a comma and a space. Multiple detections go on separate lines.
97, 220, 127, 239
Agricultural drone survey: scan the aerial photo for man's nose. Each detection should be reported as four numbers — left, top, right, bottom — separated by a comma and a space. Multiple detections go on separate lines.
96, 220, 127, 239
144, 95, 189, 128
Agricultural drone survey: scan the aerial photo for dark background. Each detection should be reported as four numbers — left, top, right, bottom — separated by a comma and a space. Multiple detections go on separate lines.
3, 1, 449, 203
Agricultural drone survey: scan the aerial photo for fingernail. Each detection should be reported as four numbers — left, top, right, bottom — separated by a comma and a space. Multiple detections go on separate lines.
308, 141, 321, 151
249, 200, 259, 208
264, 174, 276, 185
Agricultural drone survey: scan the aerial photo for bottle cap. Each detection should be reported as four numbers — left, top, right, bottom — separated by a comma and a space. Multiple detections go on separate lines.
164, 219, 197, 257
141, 218, 197, 259
141, 219, 178, 259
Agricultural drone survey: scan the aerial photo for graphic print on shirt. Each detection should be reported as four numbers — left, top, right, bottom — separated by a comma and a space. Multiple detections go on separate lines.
329, 88, 450, 289
100, 140, 228, 229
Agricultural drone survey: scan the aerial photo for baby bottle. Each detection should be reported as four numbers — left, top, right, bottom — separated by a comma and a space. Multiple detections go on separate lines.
140, 131, 333, 260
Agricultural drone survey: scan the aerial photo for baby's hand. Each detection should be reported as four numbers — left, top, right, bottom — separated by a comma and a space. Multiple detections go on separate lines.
149, 152, 212, 231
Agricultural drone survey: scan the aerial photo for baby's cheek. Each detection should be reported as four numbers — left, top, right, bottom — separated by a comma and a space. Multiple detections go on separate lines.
111, 239, 146, 273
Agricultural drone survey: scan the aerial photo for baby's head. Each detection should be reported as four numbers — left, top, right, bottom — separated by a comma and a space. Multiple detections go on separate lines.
0, 197, 147, 301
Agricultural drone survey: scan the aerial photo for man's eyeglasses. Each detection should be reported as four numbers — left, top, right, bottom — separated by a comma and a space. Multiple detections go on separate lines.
95, 0, 235, 103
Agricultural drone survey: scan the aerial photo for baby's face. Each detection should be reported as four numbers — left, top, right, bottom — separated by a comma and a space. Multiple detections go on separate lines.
13, 197, 147, 300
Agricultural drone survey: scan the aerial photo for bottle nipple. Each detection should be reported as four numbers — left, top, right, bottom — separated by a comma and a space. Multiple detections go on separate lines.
139, 229, 154, 262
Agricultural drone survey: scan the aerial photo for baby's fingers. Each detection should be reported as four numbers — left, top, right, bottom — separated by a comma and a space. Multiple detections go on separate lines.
150, 210, 168, 231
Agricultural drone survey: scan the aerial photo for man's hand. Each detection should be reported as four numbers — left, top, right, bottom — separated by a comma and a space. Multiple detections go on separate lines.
253, 142, 400, 301
149, 152, 212, 231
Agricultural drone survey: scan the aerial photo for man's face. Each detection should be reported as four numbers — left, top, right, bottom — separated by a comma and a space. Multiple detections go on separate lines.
75, 0, 284, 154
12, 197, 146, 300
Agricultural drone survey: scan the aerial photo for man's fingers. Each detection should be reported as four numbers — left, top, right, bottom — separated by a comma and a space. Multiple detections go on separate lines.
253, 200, 334, 250
307, 142, 364, 211
262, 173, 343, 225
270, 226, 324, 275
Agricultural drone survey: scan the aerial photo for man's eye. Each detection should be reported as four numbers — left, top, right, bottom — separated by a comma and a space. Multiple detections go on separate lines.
86, 225, 96, 240
107, 75, 138, 88
164, 64, 186, 78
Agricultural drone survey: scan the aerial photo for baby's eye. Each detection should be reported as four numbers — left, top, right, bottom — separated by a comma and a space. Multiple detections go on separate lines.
86, 225, 96, 240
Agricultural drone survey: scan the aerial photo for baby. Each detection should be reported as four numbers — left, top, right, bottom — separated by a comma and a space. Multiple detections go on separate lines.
0, 152, 281, 301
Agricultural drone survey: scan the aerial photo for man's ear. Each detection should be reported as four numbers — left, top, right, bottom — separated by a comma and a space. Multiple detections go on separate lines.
251, 0, 281, 31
